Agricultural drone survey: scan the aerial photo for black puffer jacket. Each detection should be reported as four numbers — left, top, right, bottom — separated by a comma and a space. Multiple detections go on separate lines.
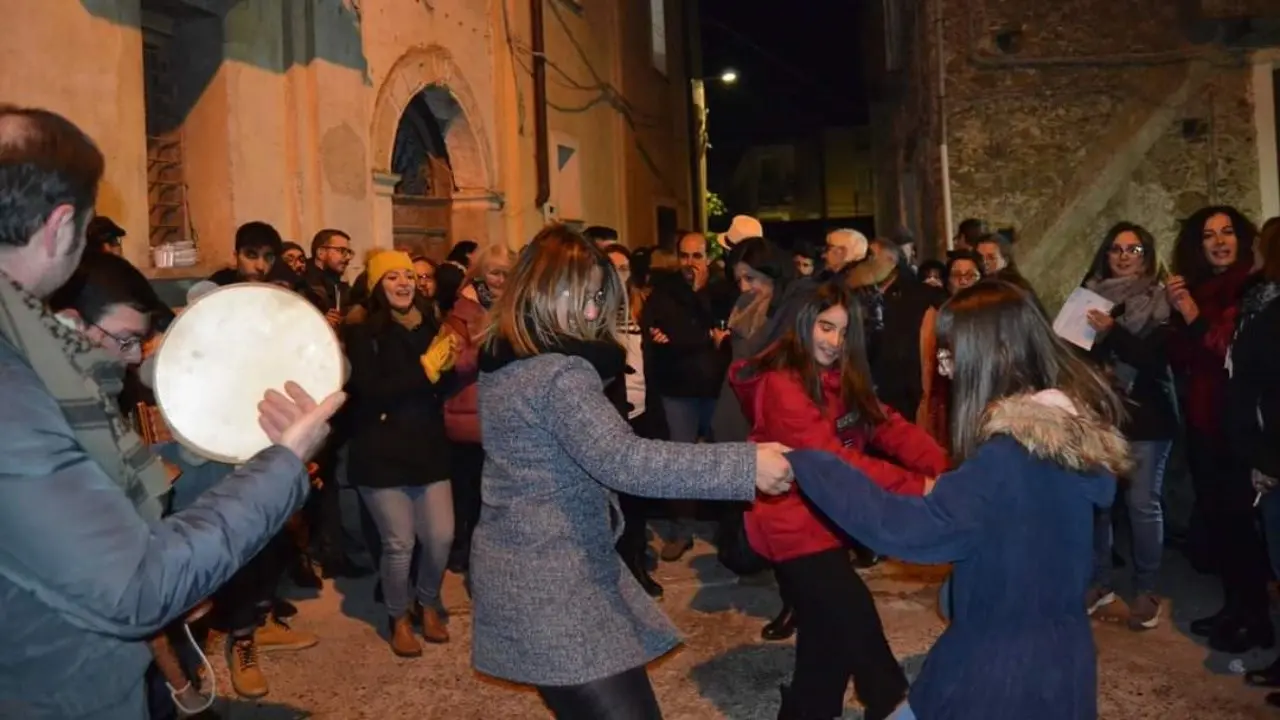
343, 310, 452, 488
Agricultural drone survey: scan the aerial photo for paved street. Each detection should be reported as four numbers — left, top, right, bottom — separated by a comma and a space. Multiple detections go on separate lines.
203, 536, 1277, 719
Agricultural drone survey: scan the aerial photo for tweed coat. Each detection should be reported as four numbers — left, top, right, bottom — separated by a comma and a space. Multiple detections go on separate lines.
470, 350, 756, 686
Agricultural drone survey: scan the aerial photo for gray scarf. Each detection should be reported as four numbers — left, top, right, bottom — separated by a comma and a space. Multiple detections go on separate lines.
1084, 275, 1170, 337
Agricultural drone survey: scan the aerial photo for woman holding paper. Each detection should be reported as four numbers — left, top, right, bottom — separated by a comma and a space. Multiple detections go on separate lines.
1078, 222, 1176, 631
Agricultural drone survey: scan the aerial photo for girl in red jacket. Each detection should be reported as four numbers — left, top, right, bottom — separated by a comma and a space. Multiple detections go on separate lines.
730, 280, 948, 720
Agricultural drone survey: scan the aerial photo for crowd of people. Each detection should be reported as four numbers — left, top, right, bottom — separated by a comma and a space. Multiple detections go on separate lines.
4, 103, 1280, 720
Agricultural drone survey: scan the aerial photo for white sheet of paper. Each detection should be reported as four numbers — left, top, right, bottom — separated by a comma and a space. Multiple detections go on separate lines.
1052, 287, 1115, 350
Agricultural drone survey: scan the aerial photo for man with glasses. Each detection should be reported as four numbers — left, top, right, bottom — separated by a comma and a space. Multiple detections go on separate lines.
0, 106, 341, 719
302, 228, 367, 582
305, 228, 353, 328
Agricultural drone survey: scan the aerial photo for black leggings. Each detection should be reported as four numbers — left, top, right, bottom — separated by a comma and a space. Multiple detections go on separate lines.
536, 667, 662, 720
775, 548, 907, 720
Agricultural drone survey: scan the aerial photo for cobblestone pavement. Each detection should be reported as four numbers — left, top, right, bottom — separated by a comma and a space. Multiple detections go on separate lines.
201, 538, 1276, 719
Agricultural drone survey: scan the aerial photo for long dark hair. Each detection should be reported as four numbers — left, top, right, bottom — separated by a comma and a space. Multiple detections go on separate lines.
747, 281, 884, 428
938, 281, 1123, 460
1172, 205, 1257, 287
1083, 221, 1159, 283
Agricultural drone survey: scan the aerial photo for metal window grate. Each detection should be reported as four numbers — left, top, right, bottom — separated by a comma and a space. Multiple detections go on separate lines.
143, 34, 189, 250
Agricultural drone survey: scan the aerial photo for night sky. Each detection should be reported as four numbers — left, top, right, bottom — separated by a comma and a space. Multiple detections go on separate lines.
698, 0, 868, 195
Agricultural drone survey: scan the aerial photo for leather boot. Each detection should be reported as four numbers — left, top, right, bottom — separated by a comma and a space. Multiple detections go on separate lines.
1209, 614, 1275, 654
627, 550, 664, 598
420, 605, 450, 644
761, 604, 796, 641
388, 614, 422, 657
1190, 606, 1232, 637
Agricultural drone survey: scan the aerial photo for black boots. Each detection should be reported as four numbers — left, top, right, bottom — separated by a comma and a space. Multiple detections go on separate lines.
626, 552, 663, 598
762, 604, 796, 641
1191, 607, 1276, 653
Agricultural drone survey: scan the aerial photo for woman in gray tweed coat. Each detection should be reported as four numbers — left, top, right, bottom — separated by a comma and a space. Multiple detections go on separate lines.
470, 226, 795, 719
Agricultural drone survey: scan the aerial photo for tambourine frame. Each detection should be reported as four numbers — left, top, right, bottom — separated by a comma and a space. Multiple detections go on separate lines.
151, 283, 343, 465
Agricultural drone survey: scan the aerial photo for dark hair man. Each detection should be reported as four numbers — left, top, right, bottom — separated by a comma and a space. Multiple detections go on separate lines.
86, 215, 127, 256
305, 228, 353, 328
209, 221, 284, 285
0, 106, 343, 719
583, 225, 620, 248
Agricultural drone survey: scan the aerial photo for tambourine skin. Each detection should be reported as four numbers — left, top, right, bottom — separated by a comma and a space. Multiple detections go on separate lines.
151, 283, 344, 464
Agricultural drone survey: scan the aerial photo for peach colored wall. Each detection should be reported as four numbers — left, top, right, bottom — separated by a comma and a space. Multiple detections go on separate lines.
2, 0, 691, 277
0, 0, 151, 268
618, 0, 693, 247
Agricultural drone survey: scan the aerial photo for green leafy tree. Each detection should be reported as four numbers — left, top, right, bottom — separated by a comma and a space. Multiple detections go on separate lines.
706, 190, 727, 219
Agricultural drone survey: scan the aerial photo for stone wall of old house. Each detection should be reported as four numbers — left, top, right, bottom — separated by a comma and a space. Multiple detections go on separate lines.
876, 0, 1274, 308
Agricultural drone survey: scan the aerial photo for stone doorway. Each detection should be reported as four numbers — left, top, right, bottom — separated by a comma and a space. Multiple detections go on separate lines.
390, 86, 455, 261
369, 46, 499, 270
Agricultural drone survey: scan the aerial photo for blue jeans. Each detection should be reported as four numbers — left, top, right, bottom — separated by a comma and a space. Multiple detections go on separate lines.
358, 484, 454, 617
1092, 439, 1171, 594
661, 396, 717, 443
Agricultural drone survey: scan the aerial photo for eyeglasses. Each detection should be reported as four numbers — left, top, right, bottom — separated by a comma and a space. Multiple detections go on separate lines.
936, 348, 954, 378
93, 324, 143, 354
1108, 245, 1145, 257
321, 246, 354, 257
950, 271, 980, 283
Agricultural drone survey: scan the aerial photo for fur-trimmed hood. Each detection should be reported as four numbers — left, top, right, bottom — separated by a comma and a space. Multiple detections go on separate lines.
979, 390, 1132, 478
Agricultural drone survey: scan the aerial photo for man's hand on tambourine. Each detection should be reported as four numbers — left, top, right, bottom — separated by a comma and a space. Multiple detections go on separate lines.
258, 382, 348, 464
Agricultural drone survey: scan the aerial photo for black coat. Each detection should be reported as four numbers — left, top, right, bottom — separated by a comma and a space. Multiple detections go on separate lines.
343, 313, 452, 487
865, 277, 945, 420
303, 264, 352, 315
640, 271, 732, 399
1088, 324, 1178, 442
1226, 287, 1280, 477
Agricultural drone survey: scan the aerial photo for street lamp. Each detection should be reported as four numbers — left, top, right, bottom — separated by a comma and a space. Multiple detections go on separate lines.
691, 70, 738, 231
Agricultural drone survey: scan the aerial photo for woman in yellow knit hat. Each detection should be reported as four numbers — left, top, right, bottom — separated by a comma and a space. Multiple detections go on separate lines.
341, 250, 460, 656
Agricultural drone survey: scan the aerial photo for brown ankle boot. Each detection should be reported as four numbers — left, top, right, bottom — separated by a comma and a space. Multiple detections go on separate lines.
420, 605, 450, 644
388, 614, 422, 657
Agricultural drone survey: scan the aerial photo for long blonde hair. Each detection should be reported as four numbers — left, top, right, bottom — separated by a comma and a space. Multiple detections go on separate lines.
485, 225, 626, 356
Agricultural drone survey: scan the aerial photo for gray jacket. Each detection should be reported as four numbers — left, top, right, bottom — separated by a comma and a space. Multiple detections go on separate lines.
0, 337, 312, 719
471, 353, 755, 685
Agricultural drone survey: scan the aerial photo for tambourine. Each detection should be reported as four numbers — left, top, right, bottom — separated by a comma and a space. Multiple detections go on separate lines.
150, 283, 344, 464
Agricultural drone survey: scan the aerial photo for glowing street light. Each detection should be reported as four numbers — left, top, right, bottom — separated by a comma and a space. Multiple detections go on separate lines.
691, 69, 739, 230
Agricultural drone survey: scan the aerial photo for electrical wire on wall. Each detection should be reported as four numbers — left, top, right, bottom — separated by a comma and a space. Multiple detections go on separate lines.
501, 0, 681, 200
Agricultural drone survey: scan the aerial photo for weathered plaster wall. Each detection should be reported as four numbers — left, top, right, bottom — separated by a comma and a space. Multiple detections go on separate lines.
6, 0, 690, 279
617, 0, 695, 247
0, 0, 151, 268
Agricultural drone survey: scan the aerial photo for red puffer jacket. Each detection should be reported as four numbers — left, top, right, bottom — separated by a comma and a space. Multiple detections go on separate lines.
443, 292, 486, 444
729, 360, 949, 563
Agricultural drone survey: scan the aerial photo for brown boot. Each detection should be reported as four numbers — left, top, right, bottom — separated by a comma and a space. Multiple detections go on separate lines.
420, 605, 450, 644
225, 635, 268, 698
388, 614, 422, 657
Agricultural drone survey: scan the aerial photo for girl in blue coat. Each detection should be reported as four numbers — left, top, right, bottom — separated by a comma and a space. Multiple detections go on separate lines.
788, 280, 1131, 719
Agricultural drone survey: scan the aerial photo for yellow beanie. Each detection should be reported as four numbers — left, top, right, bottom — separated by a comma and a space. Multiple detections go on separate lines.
366, 250, 415, 292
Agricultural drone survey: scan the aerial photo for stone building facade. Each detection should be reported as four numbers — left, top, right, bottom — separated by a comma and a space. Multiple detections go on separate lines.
866, 0, 1280, 307
0, 0, 695, 281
